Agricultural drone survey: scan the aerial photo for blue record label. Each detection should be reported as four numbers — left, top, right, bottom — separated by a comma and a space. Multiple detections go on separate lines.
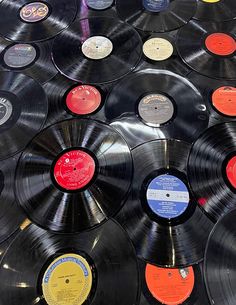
142, 0, 170, 12
146, 174, 190, 219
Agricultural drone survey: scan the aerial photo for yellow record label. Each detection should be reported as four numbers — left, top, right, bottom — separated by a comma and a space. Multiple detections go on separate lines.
20, 219, 31, 231
143, 38, 174, 61
201, 0, 220, 3
82, 36, 113, 60
42, 254, 92, 305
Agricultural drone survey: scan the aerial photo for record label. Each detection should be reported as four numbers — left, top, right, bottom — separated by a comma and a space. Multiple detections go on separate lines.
142, 0, 170, 12
3, 44, 37, 68
0, 97, 12, 125
146, 174, 190, 219
42, 254, 92, 305
19, 2, 49, 23
54, 150, 96, 191
66, 85, 101, 115
86, 0, 113, 10
226, 156, 236, 188
143, 38, 174, 61
145, 264, 194, 305
81, 36, 113, 60
205, 33, 236, 56
202, 0, 220, 2
138, 94, 174, 125
212, 86, 236, 116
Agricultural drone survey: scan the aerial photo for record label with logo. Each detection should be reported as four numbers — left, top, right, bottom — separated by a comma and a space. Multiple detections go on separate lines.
52, 17, 142, 84
177, 20, 236, 80
116, 140, 213, 267
0, 38, 57, 84
86, 0, 113, 10
0, 0, 77, 42
188, 121, 236, 222
0, 220, 139, 305
116, 0, 197, 33
105, 69, 208, 149
15, 119, 133, 233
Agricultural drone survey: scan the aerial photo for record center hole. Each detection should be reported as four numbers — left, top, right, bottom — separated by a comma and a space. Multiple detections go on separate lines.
65, 279, 70, 284
168, 272, 172, 278
166, 194, 170, 197
74, 168, 77, 171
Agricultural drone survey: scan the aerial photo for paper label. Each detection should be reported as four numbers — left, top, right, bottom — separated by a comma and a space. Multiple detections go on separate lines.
4, 44, 37, 68
205, 33, 236, 56
82, 36, 113, 60
143, 38, 174, 61
20, 2, 49, 23
212, 86, 236, 116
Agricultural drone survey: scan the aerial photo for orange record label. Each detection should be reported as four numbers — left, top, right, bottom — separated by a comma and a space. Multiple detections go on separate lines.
205, 33, 236, 56
145, 264, 194, 305
226, 156, 236, 189
212, 86, 236, 116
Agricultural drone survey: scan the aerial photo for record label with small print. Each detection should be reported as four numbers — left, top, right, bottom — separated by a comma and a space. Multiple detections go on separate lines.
4, 44, 37, 68
205, 33, 236, 56
212, 86, 236, 116
143, 38, 174, 61
82, 36, 113, 60
0, 97, 12, 125
142, 0, 170, 12
86, 0, 113, 10
19, 2, 50, 23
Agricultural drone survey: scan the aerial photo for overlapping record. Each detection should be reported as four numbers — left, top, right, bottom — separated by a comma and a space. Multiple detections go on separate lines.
139, 260, 210, 305
105, 69, 209, 149
188, 121, 236, 222
15, 119, 133, 233
0, 71, 48, 160
187, 72, 236, 126
116, 0, 197, 33
194, 0, 236, 22
116, 140, 213, 267
84, 0, 114, 11
0, 155, 25, 244
0, 220, 139, 305
204, 209, 236, 305
52, 17, 142, 84
0, 0, 77, 42
0, 38, 57, 84
177, 20, 236, 80
43, 74, 107, 127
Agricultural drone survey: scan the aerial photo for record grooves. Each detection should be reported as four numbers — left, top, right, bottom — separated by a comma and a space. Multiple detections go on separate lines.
116, 139, 213, 267
15, 119, 133, 233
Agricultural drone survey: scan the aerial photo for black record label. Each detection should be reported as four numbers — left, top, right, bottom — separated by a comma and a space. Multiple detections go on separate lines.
4, 44, 37, 68
86, 0, 113, 10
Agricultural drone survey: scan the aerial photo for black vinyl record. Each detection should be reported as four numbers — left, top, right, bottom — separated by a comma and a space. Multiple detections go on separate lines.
43, 74, 109, 128
0, 220, 139, 305
15, 118, 133, 233
52, 17, 142, 84
105, 69, 209, 149
194, 0, 236, 22
0, 155, 25, 244
139, 259, 210, 305
0, 71, 48, 160
0, 37, 57, 84
116, 140, 213, 267
0, 228, 20, 264
0, 0, 77, 42
177, 20, 236, 80
204, 209, 236, 305
116, 0, 197, 33
187, 71, 236, 126
188, 122, 236, 223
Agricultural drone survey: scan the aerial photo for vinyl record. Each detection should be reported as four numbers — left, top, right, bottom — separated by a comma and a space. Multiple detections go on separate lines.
0, 155, 26, 244
187, 71, 236, 126
0, 37, 57, 84
116, 0, 197, 33
0, 228, 20, 264
188, 122, 236, 222
43, 74, 109, 127
0, 220, 139, 305
116, 140, 213, 267
0, 71, 48, 160
15, 118, 133, 233
139, 260, 210, 305
177, 20, 236, 80
0, 0, 77, 42
204, 209, 236, 305
105, 69, 209, 149
141, 32, 191, 76
52, 17, 142, 84
194, 0, 236, 22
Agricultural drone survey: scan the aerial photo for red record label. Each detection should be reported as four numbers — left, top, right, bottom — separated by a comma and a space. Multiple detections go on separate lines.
212, 87, 236, 116
226, 156, 236, 189
66, 85, 101, 115
205, 33, 236, 56
54, 150, 95, 191
145, 264, 194, 305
